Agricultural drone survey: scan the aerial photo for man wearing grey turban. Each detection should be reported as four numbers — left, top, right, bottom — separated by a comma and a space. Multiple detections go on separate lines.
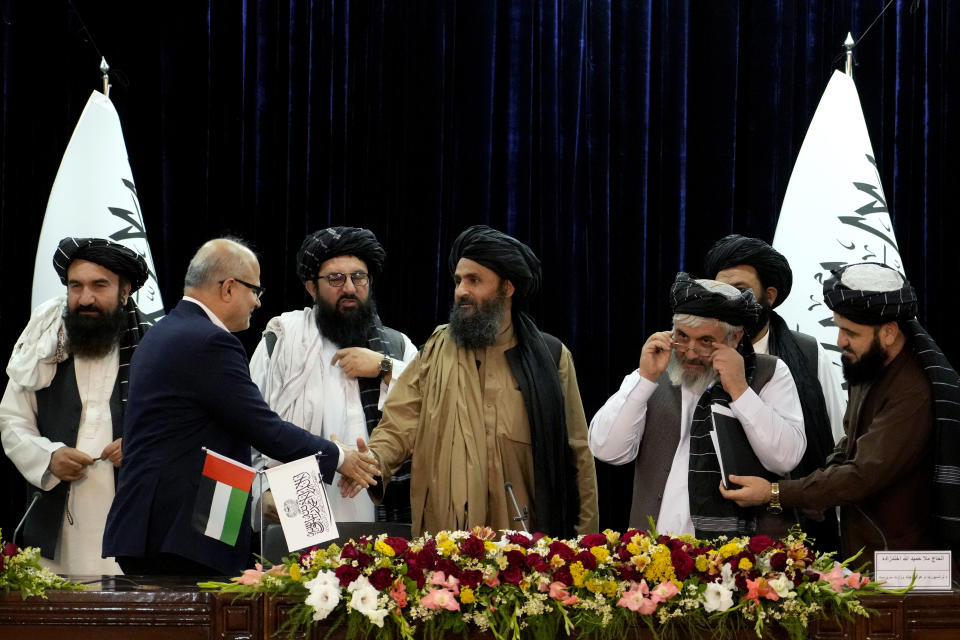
1, 237, 153, 575
722, 262, 960, 561
250, 227, 417, 527
590, 273, 805, 539
351, 225, 599, 538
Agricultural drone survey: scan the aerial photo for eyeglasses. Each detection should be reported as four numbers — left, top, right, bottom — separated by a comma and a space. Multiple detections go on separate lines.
672, 333, 716, 357
316, 271, 370, 288
219, 277, 265, 299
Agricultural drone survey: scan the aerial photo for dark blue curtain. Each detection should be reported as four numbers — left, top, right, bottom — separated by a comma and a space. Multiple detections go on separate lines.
1, 0, 957, 535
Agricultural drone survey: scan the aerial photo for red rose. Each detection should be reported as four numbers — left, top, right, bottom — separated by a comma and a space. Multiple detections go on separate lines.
500, 566, 523, 585
770, 552, 788, 572
460, 569, 483, 588
547, 541, 575, 561
576, 550, 597, 571
578, 533, 607, 549
525, 553, 547, 572
531, 532, 546, 545
460, 535, 486, 559
340, 543, 359, 560
405, 566, 426, 588
335, 564, 361, 587
616, 565, 638, 582
552, 566, 573, 586
435, 559, 462, 579
734, 573, 748, 591
2, 542, 18, 558
506, 532, 533, 548
747, 535, 775, 555
384, 537, 409, 554
506, 550, 526, 568
671, 548, 694, 580
298, 546, 319, 568
355, 552, 374, 569
417, 541, 440, 569
368, 567, 394, 590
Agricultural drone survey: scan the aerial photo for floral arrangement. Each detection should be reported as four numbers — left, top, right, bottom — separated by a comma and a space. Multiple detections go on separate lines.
0, 529, 84, 599
201, 526, 903, 640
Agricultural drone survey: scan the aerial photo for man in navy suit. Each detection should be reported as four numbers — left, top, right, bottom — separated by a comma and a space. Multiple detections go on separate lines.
103, 237, 379, 576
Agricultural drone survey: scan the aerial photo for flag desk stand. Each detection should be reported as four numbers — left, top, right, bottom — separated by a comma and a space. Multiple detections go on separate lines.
262, 589, 960, 640
4, 585, 960, 639
0, 577, 261, 640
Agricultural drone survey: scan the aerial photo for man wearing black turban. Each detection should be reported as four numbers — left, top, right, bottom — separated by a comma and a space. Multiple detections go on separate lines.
590, 273, 805, 539
354, 225, 598, 538
722, 262, 960, 561
1, 237, 154, 575
250, 227, 417, 528
705, 234, 845, 551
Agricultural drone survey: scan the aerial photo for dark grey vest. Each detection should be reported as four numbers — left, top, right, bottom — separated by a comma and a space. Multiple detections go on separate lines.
789, 330, 819, 380
24, 358, 123, 558
628, 354, 777, 529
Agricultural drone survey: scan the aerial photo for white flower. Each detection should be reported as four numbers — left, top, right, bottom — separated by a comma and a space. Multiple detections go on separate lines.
768, 574, 795, 599
720, 563, 736, 589
703, 582, 734, 613
305, 570, 339, 591
349, 581, 381, 615
347, 575, 373, 592
366, 607, 389, 627
305, 582, 341, 621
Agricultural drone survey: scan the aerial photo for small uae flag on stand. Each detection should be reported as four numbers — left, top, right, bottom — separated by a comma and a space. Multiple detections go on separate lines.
192, 450, 256, 546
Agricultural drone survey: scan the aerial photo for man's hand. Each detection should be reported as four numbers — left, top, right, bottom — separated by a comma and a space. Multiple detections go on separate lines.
258, 489, 280, 524
710, 344, 748, 399
331, 347, 385, 379
336, 436, 380, 492
49, 447, 96, 482
638, 331, 674, 382
100, 438, 122, 467
718, 475, 772, 507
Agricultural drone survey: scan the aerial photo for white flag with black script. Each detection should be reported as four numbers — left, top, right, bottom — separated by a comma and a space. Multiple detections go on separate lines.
264, 455, 339, 552
31, 90, 164, 322
773, 70, 904, 373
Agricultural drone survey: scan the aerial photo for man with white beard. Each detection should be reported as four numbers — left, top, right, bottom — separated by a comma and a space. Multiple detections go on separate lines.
589, 273, 805, 539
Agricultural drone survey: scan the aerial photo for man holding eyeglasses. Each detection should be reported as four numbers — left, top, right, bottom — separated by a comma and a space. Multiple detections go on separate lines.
249, 227, 417, 526
103, 237, 381, 576
589, 273, 805, 539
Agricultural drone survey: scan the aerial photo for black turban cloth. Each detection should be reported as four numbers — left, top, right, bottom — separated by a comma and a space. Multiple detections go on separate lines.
822, 262, 918, 325
824, 262, 960, 549
703, 234, 792, 308
296, 227, 386, 282
448, 225, 542, 298
53, 237, 149, 292
669, 272, 762, 332
448, 225, 579, 536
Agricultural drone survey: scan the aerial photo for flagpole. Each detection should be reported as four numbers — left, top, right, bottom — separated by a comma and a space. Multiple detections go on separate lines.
844, 33, 854, 78
100, 56, 111, 97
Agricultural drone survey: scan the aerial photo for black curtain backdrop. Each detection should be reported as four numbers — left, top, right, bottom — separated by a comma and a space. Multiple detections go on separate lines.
1, 1, 957, 538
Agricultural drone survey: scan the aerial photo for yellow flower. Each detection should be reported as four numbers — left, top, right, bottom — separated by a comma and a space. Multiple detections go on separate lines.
569, 561, 587, 587
631, 554, 651, 571
626, 542, 644, 556
585, 578, 604, 593
288, 563, 301, 581
375, 540, 396, 557
550, 555, 566, 568
602, 580, 618, 597
695, 555, 709, 572
484, 541, 498, 553
590, 546, 610, 564
643, 545, 677, 584
718, 542, 742, 558
738, 557, 753, 571
437, 538, 457, 557
460, 586, 476, 604
604, 529, 621, 546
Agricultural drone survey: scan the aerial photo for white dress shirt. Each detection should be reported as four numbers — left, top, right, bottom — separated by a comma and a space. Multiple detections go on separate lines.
589, 359, 805, 535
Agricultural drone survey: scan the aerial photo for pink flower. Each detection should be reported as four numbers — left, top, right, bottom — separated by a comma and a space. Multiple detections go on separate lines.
548, 581, 579, 606
430, 570, 460, 594
651, 580, 679, 601
845, 571, 871, 589
234, 563, 265, 586
389, 579, 408, 608
816, 564, 846, 594
617, 580, 658, 614
745, 577, 780, 602
484, 573, 501, 587
421, 587, 461, 611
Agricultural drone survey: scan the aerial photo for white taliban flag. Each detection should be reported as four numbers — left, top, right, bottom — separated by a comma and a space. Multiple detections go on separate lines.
31, 90, 164, 322
773, 70, 904, 372
264, 455, 339, 552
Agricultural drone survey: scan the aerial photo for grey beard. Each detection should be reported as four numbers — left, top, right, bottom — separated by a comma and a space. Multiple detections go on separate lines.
448, 298, 505, 349
666, 352, 718, 398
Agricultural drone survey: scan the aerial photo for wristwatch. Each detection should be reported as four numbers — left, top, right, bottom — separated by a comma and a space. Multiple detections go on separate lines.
767, 482, 783, 515
379, 355, 393, 377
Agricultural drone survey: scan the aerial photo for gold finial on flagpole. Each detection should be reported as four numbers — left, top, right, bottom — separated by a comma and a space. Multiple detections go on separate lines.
844, 33, 854, 78
100, 57, 111, 97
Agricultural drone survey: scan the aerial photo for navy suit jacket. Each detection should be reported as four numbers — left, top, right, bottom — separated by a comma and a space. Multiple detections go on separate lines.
103, 300, 340, 574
